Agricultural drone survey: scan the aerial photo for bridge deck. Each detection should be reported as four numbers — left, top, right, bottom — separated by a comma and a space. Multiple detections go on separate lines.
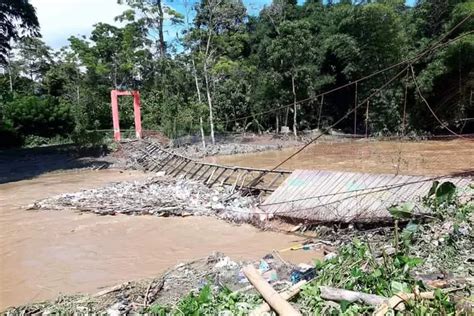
128, 141, 291, 193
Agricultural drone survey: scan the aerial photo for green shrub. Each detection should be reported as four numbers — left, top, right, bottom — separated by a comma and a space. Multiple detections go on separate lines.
4, 95, 74, 138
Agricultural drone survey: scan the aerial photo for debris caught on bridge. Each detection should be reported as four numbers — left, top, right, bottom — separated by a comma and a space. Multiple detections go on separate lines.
28, 176, 258, 223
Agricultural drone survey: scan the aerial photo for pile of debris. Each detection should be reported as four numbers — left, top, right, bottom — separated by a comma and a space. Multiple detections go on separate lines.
4, 252, 308, 315
28, 176, 258, 223
171, 142, 284, 159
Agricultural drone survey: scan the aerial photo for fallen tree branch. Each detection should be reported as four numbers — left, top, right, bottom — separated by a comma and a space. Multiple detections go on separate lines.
319, 286, 387, 306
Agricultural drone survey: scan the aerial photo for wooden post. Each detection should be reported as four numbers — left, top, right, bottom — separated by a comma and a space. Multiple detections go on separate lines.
251, 281, 307, 315
243, 265, 301, 316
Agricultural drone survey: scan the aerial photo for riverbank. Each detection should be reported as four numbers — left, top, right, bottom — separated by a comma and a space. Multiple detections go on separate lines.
0, 170, 317, 310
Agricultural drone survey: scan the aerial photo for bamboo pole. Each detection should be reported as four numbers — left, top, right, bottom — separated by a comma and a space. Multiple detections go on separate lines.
242, 265, 301, 316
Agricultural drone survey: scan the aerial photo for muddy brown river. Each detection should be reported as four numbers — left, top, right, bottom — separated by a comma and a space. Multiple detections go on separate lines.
0, 170, 314, 310
210, 139, 474, 176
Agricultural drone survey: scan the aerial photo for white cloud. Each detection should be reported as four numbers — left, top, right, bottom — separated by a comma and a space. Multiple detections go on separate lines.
31, 0, 127, 49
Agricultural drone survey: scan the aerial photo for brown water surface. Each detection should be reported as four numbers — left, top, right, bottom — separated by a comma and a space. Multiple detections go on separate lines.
0, 170, 312, 310
210, 139, 474, 176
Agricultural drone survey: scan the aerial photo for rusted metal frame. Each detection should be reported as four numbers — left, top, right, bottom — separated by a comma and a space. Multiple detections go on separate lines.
173, 159, 191, 177
209, 168, 228, 187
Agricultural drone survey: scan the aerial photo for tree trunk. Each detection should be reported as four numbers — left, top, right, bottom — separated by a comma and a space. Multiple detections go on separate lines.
8, 66, 13, 92
365, 100, 370, 138
193, 59, 206, 148
354, 82, 358, 136
191, 59, 202, 103
200, 116, 206, 149
156, 0, 165, 57
7, 54, 13, 92
292, 74, 297, 138
276, 109, 279, 134
204, 62, 215, 145
203, 23, 215, 145
317, 95, 324, 130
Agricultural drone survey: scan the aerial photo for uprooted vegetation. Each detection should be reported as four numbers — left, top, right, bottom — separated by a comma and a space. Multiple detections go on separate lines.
6, 181, 472, 315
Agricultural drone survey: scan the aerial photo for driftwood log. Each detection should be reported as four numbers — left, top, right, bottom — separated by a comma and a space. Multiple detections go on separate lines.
319, 286, 388, 306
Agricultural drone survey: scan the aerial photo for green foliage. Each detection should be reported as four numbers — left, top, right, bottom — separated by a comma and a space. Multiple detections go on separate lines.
3, 0, 473, 148
23, 134, 72, 147
0, 0, 40, 64
388, 202, 416, 219
298, 240, 457, 315
423, 181, 459, 217
4, 95, 74, 138
146, 284, 261, 315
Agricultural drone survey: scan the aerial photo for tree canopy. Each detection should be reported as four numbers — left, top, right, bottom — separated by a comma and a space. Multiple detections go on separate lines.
1, 0, 473, 147
0, 0, 40, 65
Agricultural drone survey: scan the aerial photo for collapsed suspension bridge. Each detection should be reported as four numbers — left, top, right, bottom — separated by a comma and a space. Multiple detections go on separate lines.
125, 140, 472, 223
126, 140, 291, 193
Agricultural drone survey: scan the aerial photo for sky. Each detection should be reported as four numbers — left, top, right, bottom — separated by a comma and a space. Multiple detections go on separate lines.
31, 0, 416, 50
